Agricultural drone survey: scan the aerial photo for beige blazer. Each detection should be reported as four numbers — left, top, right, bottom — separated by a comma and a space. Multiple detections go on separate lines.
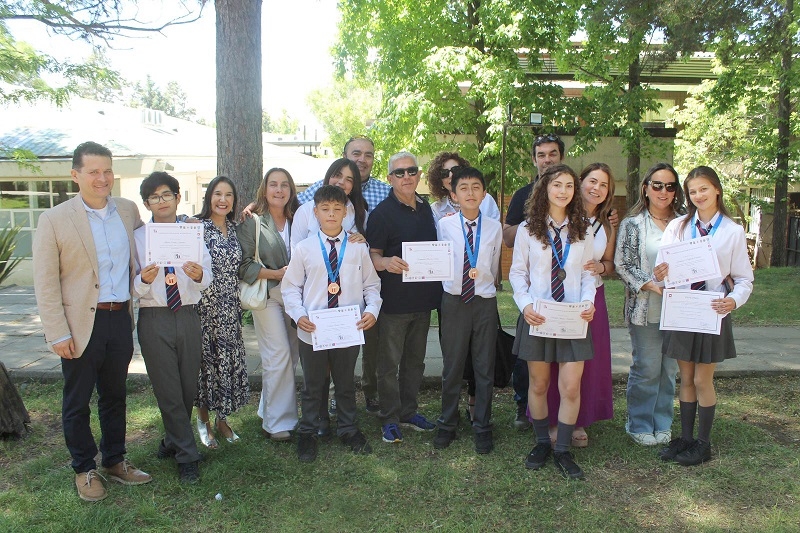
32, 195, 143, 358
236, 213, 290, 294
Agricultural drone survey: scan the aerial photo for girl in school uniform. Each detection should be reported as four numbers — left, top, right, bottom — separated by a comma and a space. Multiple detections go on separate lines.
654, 166, 753, 466
509, 164, 596, 480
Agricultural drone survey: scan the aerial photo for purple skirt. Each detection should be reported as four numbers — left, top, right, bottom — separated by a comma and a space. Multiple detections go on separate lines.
545, 284, 614, 427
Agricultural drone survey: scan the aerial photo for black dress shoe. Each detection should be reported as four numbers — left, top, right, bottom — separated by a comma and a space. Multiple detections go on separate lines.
157, 439, 176, 459
659, 437, 694, 462
675, 440, 712, 466
297, 433, 318, 463
433, 428, 457, 449
514, 403, 532, 430
178, 461, 200, 484
474, 431, 494, 455
524, 442, 552, 470
553, 451, 585, 480
341, 430, 372, 454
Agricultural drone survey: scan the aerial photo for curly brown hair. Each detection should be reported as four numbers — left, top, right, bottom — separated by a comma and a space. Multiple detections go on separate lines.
426, 152, 470, 201
524, 164, 588, 245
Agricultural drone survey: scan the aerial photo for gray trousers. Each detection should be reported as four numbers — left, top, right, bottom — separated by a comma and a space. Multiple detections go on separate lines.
360, 325, 380, 400
138, 306, 202, 464
377, 311, 431, 425
298, 341, 360, 437
438, 293, 497, 433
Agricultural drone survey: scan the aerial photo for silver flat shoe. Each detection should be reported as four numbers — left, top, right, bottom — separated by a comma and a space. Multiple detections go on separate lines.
215, 415, 240, 443
197, 416, 219, 448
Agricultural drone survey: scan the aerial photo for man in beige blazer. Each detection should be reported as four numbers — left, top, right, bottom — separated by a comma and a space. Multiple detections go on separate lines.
33, 141, 152, 502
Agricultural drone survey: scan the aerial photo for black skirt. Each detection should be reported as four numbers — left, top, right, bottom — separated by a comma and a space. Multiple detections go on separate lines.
663, 314, 736, 364
512, 313, 595, 363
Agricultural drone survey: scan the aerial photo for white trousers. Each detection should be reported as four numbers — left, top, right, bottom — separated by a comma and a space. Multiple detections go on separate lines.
252, 287, 299, 433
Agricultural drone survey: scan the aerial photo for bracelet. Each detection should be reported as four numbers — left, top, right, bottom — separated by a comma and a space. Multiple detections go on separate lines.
599, 261, 606, 275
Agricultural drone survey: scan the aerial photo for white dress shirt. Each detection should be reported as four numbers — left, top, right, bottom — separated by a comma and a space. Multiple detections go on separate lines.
281, 229, 382, 345
589, 217, 608, 289
509, 218, 596, 312
290, 199, 366, 250
431, 195, 501, 223
437, 213, 502, 298
657, 212, 753, 310
133, 224, 213, 307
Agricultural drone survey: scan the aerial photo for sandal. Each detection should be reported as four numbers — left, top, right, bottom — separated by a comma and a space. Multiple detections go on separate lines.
196, 416, 219, 449
571, 427, 589, 448
216, 415, 240, 443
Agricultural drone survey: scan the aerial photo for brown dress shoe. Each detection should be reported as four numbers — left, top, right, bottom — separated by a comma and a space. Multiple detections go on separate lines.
75, 470, 107, 502
102, 459, 153, 485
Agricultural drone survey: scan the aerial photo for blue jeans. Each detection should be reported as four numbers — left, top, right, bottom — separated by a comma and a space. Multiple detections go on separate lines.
626, 323, 678, 434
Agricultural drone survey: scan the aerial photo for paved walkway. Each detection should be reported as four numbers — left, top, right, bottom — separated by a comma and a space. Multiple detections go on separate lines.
3, 285, 799, 385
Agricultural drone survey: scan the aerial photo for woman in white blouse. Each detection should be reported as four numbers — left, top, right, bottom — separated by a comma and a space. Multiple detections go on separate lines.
654, 166, 753, 466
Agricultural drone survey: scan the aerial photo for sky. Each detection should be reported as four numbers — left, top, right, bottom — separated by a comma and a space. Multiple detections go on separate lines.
7, 0, 341, 132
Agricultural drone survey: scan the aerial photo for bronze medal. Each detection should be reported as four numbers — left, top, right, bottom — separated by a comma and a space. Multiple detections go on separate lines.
165, 273, 178, 286
468, 267, 478, 279
556, 269, 566, 281
328, 282, 340, 295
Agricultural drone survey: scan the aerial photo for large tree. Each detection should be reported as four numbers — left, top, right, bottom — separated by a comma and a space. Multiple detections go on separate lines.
215, 0, 262, 206
306, 79, 380, 156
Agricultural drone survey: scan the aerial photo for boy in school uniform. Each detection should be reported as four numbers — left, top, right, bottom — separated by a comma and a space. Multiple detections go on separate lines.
282, 185, 382, 462
433, 167, 503, 454
133, 171, 212, 483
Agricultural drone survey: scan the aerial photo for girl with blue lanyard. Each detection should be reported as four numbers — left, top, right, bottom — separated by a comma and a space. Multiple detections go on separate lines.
653, 166, 753, 466
509, 164, 596, 480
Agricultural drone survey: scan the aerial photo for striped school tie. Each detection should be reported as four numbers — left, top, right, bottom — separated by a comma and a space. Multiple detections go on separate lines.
165, 267, 182, 312
550, 223, 565, 302
327, 238, 340, 308
461, 222, 476, 304
691, 221, 710, 291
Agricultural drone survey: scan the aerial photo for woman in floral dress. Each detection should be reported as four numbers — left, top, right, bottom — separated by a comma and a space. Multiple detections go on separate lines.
195, 176, 251, 447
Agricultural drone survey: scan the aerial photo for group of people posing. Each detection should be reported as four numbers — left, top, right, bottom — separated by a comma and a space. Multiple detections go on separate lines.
32, 133, 752, 502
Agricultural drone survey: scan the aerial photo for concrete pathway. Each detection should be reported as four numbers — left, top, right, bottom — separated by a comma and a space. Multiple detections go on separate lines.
3, 285, 799, 385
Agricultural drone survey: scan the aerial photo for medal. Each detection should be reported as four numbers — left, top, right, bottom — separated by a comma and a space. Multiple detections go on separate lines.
165, 273, 177, 285
328, 282, 340, 295
547, 223, 571, 282
469, 267, 478, 279
459, 212, 482, 280
318, 233, 347, 296
557, 268, 566, 281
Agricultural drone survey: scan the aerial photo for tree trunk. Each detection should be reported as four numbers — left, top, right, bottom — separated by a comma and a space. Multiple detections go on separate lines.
626, 58, 642, 210
771, 0, 792, 267
216, 0, 263, 212
0, 362, 30, 438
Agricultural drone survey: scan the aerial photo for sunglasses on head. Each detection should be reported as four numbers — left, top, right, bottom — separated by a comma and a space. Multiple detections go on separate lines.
390, 166, 419, 178
649, 180, 678, 192
444, 165, 462, 177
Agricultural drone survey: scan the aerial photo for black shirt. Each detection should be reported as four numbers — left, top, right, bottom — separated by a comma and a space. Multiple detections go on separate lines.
366, 190, 443, 314
505, 181, 535, 227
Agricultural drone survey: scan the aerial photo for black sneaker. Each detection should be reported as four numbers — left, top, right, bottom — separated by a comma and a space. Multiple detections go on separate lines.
514, 403, 531, 430
341, 430, 372, 454
474, 431, 494, 455
659, 437, 694, 462
157, 439, 176, 460
297, 433, 318, 463
675, 440, 712, 466
178, 461, 200, 484
553, 451, 585, 480
524, 442, 552, 470
433, 428, 457, 449
365, 397, 380, 415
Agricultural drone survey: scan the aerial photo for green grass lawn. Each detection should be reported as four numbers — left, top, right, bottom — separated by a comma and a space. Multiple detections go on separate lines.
2, 377, 799, 532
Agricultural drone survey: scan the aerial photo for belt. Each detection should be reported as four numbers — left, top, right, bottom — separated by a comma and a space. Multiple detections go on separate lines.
96, 301, 128, 311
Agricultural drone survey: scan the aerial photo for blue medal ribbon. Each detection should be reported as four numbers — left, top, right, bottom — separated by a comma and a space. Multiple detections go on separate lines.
691, 212, 723, 239
318, 233, 347, 283
547, 223, 571, 273
459, 212, 481, 269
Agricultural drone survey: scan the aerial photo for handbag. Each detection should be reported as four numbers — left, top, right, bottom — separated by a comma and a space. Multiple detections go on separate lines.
239, 214, 269, 311
461, 311, 516, 388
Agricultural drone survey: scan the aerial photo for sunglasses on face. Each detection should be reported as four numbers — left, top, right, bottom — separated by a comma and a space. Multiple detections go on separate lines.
390, 166, 419, 178
443, 166, 462, 177
650, 180, 678, 192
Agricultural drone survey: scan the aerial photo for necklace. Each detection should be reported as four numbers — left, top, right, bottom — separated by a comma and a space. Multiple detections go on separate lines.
648, 209, 673, 223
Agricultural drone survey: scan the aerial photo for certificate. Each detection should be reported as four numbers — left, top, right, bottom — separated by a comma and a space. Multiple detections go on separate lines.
660, 236, 721, 288
402, 241, 454, 282
530, 300, 590, 339
145, 223, 204, 266
660, 289, 724, 335
309, 305, 365, 351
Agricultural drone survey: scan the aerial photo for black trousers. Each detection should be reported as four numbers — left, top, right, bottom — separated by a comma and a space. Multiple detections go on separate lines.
61, 308, 133, 473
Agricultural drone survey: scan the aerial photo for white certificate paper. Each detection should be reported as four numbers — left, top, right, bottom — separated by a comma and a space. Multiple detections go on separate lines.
145, 223, 204, 266
530, 300, 590, 339
659, 289, 724, 335
661, 236, 721, 288
402, 240, 454, 282
309, 305, 365, 351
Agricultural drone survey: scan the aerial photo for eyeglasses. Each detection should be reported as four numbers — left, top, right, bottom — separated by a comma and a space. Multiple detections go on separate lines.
443, 166, 462, 178
146, 191, 177, 204
649, 181, 678, 192
390, 166, 419, 178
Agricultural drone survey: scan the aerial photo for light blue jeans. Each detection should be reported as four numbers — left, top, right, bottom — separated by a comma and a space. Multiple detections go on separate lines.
626, 322, 678, 434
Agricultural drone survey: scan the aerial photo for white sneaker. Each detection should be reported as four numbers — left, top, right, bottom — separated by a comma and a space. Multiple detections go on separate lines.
628, 432, 658, 446
654, 430, 672, 445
